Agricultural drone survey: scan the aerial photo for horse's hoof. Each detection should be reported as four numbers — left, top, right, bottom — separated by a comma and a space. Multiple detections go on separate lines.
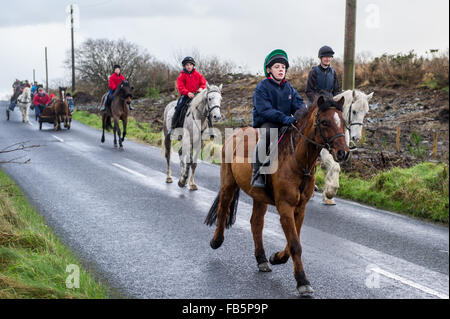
189, 184, 198, 191
178, 180, 186, 188
297, 285, 314, 297
101, 138, 105, 143
323, 198, 336, 205
269, 252, 289, 265
210, 237, 224, 250
166, 177, 173, 183
258, 262, 272, 272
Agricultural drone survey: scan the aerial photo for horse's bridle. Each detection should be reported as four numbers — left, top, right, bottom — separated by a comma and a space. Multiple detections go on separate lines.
345, 95, 364, 150
289, 107, 345, 192
194, 89, 221, 131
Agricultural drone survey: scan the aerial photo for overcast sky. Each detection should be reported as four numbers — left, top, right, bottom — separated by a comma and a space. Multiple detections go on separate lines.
1, 0, 448, 99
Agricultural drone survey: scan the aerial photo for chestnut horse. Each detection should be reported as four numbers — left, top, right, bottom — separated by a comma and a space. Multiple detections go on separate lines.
100, 81, 133, 148
53, 87, 71, 131
205, 94, 349, 297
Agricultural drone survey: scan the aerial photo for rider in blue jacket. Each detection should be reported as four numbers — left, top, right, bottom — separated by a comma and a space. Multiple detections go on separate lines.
251, 49, 307, 188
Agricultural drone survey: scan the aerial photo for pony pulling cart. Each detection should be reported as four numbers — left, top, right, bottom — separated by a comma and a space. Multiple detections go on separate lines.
38, 87, 72, 131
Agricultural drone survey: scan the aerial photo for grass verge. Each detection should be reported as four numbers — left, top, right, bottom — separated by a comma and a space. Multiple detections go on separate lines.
315, 162, 449, 224
73, 111, 449, 224
0, 168, 110, 298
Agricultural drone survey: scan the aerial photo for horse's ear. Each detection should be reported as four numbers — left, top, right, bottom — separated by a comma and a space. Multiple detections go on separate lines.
219, 84, 223, 91
367, 92, 374, 101
317, 96, 325, 107
337, 96, 345, 107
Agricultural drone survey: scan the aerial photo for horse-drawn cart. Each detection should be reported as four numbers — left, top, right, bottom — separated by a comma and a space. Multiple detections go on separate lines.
37, 107, 72, 130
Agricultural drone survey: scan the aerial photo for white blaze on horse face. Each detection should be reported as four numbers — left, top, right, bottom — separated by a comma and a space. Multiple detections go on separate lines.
333, 112, 341, 128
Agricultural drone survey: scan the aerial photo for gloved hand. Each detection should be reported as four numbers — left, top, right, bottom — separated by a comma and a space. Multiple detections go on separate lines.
285, 116, 297, 126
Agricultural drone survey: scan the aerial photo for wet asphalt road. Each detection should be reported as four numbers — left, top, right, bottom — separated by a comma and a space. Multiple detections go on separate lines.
0, 102, 448, 299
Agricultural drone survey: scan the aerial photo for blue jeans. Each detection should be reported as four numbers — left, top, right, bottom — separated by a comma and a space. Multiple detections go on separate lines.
104, 89, 114, 107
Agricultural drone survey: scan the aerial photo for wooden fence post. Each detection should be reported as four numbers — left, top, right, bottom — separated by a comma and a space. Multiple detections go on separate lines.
167, 69, 170, 93
433, 131, 438, 160
396, 126, 400, 152
244, 105, 248, 125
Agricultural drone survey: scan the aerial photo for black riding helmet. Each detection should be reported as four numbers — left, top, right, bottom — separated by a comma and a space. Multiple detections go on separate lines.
113, 64, 121, 71
182, 56, 196, 66
318, 46, 335, 58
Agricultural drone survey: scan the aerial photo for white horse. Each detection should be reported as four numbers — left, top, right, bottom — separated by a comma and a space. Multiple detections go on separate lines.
163, 83, 223, 190
16, 87, 32, 123
320, 89, 374, 205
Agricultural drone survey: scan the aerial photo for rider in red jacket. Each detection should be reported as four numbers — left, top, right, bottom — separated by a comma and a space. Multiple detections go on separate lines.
32, 87, 51, 117
169, 56, 207, 133
101, 65, 132, 111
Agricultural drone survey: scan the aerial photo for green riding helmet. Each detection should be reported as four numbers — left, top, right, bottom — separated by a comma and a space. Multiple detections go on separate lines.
264, 49, 289, 77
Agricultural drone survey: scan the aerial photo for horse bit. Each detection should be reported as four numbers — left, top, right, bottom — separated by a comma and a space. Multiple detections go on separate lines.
289, 107, 345, 192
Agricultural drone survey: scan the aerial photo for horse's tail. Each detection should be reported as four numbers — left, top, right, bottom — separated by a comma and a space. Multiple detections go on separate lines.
105, 115, 113, 131
204, 187, 240, 229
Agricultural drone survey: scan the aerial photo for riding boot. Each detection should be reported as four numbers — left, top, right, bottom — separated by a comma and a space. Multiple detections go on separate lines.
168, 97, 184, 135
251, 143, 267, 188
100, 98, 107, 111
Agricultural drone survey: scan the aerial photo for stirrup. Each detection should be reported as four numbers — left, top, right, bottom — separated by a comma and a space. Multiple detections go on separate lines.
251, 169, 266, 188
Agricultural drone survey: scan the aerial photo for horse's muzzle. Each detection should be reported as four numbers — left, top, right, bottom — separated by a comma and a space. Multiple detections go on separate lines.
337, 150, 349, 162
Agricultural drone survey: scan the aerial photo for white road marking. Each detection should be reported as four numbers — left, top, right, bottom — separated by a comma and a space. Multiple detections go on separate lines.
112, 163, 147, 179
371, 266, 449, 299
52, 135, 64, 143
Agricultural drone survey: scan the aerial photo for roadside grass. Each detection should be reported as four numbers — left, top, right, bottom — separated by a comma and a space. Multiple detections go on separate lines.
73, 110, 449, 224
0, 168, 110, 298
315, 162, 449, 224
72, 111, 163, 146
73, 110, 223, 163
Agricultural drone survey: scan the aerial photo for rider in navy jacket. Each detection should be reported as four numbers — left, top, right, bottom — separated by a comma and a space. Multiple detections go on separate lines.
251, 49, 307, 188
252, 77, 305, 128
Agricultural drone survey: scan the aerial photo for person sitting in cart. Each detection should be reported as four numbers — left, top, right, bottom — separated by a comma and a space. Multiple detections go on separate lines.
66, 92, 75, 114
32, 87, 51, 117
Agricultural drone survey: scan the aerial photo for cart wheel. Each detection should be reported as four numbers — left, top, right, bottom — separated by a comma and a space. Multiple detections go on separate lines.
6, 109, 9, 121
39, 121, 42, 130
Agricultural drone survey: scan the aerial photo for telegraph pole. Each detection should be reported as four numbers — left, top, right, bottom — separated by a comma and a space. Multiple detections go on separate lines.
343, 0, 357, 90
70, 4, 76, 92
33, 69, 35, 83
45, 47, 48, 92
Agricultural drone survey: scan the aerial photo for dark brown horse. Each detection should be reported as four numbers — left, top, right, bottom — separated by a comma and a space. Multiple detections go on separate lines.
52, 87, 71, 131
205, 94, 349, 297
100, 81, 133, 148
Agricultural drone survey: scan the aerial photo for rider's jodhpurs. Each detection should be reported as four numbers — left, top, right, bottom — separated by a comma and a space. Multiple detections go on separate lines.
253, 122, 281, 175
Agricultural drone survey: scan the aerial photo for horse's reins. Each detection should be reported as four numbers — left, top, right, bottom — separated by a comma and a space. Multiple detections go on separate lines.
289, 107, 345, 192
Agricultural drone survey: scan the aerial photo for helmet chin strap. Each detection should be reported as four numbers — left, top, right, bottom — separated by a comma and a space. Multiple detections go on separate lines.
269, 72, 285, 82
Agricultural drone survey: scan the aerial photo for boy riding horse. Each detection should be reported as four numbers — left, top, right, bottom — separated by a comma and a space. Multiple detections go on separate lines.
168, 56, 207, 136
305, 45, 341, 105
100, 64, 133, 111
251, 49, 307, 188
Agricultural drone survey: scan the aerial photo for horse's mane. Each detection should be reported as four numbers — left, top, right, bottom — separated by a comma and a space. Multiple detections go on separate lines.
190, 85, 221, 111
278, 93, 343, 155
